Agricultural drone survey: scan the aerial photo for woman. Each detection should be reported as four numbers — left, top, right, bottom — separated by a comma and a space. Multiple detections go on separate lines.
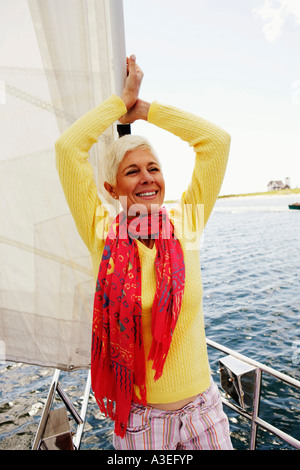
56, 55, 233, 450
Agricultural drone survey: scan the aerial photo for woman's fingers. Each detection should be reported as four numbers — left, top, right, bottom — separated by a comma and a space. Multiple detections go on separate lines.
121, 54, 143, 110
128, 54, 137, 75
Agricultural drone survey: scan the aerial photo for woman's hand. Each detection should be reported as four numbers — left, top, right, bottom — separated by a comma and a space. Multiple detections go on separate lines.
121, 55, 144, 110
119, 99, 150, 124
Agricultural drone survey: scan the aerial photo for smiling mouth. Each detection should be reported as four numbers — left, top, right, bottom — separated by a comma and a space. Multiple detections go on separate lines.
136, 190, 158, 197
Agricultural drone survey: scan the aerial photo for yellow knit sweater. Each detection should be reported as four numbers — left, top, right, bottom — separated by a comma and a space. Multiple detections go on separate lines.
55, 94, 231, 403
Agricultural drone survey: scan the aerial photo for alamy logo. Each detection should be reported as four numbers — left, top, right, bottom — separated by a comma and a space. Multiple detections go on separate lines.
292, 340, 300, 366
96, 200, 205, 250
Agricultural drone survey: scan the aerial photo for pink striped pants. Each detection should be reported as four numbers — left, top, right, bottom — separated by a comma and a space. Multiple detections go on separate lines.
113, 381, 233, 450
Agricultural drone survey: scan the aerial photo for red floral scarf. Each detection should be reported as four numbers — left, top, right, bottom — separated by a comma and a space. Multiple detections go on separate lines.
91, 207, 185, 437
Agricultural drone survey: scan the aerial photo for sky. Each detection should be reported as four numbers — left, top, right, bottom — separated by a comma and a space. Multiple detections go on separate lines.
122, 0, 300, 198
0, 0, 299, 199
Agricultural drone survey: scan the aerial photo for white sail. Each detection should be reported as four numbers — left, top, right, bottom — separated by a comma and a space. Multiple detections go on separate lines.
0, 0, 126, 370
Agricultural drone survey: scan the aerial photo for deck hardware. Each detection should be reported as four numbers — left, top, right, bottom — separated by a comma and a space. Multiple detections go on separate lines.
219, 355, 257, 410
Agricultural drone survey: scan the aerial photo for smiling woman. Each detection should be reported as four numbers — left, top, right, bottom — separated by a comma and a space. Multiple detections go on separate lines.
103, 136, 165, 218
55, 55, 233, 450
107, 149, 164, 212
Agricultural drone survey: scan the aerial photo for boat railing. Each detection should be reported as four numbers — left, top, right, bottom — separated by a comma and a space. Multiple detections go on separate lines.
206, 337, 300, 450
31, 368, 91, 450
32, 338, 300, 450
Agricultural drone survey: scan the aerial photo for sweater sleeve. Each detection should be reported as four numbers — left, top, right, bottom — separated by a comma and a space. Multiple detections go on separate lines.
55, 94, 127, 252
147, 102, 231, 229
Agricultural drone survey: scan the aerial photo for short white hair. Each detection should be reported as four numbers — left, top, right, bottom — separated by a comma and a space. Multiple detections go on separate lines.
103, 135, 160, 186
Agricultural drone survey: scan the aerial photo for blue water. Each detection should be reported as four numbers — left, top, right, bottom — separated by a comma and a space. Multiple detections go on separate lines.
202, 195, 300, 449
0, 195, 299, 450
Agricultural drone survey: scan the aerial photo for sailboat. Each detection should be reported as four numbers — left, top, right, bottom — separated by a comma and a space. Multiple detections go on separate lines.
1, 0, 299, 451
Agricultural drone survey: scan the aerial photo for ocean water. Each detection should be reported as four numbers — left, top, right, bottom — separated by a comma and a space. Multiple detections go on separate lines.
0, 194, 299, 450
202, 194, 300, 450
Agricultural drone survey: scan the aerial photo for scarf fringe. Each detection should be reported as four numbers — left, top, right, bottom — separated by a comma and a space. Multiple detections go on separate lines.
96, 397, 126, 438
95, 385, 147, 438
148, 340, 169, 380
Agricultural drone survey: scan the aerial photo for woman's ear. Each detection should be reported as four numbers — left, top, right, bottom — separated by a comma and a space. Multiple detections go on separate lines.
104, 181, 118, 199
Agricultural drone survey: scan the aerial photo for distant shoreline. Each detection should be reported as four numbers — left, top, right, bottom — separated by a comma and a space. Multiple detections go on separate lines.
165, 188, 300, 205
218, 188, 300, 199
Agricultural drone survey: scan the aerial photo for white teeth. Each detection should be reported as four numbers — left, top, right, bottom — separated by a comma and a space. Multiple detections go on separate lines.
137, 191, 156, 197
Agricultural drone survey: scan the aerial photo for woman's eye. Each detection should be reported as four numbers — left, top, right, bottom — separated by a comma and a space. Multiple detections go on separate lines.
125, 167, 159, 176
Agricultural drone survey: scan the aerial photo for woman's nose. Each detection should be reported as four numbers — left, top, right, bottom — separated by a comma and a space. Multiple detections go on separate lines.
140, 169, 154, 184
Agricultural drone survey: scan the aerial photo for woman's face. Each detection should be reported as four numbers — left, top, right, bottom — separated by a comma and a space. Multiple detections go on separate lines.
107, 148, 165, 215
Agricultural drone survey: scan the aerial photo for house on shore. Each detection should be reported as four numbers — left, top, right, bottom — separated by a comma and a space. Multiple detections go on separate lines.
267, 177, 291, 191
